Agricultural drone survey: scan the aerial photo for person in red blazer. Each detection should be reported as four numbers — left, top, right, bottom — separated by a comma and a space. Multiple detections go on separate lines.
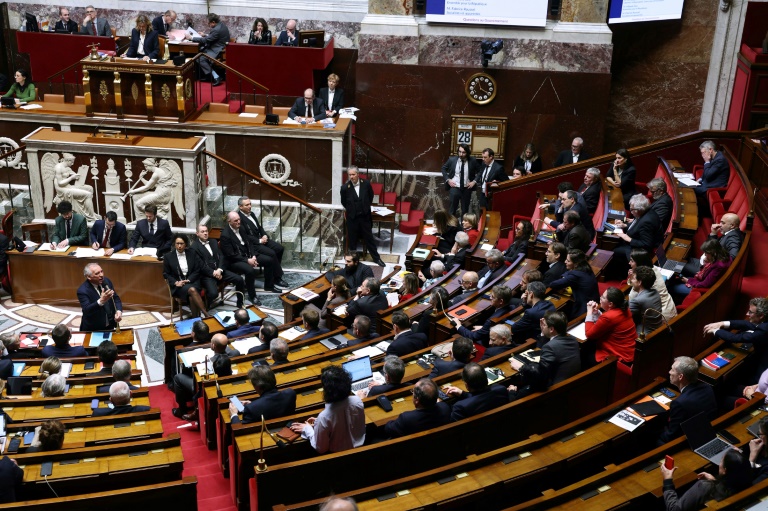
585, 287, 636, 365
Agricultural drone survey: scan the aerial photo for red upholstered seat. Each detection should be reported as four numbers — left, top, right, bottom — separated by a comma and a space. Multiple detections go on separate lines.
692, 164, 704, 180
399, 210, 424, 235
592, 189, 605, 234
675, 288, 707, 313
706, 170, 737, 206
495, 230, 514, 252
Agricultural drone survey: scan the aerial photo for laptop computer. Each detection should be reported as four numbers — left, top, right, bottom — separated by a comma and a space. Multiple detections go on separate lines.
1, 97, 16, 108
320, 335, 349, 350
681, 411, 733, 464
342, 355, 375, 392
656, 245, 685, 274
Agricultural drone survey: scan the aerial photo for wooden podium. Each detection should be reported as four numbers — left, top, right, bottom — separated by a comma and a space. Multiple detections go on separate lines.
82, 56, 196, 122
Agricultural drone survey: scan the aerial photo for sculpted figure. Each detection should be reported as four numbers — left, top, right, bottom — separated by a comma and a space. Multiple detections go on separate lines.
41, 152, 97, 220
124, 158, 185, 221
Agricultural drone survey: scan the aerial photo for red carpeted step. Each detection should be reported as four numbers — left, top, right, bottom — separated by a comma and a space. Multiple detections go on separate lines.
197, 494, 237, 511
399, 210, 425, 235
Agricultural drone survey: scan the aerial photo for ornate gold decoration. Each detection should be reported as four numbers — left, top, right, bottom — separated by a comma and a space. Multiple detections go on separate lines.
161, 83, 171, 106
185, 78, 192, 100
131, 82, 139, 102
99, 80, 109, 102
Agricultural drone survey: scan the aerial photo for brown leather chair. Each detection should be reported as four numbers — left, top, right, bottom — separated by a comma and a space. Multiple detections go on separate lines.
22, 223, 49, 244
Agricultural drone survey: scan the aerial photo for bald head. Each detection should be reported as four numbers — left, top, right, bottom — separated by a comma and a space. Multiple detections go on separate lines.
319, 497, 358, 511
211, 334, 229, 353
286, 19, 297, 31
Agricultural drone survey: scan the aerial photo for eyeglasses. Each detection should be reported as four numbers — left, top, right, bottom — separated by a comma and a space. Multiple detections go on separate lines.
86, 10, 95, 13
747, 310, 759, 316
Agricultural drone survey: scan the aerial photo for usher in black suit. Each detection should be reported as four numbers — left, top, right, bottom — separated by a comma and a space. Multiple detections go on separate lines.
190, 238, 245, 307
340, 178, 381, 262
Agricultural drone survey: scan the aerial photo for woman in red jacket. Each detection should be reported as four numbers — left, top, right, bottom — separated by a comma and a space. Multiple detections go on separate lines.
585, 287, 637, 365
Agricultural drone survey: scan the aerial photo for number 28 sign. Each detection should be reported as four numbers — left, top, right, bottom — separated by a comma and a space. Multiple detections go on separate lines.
450, 115, 508, 160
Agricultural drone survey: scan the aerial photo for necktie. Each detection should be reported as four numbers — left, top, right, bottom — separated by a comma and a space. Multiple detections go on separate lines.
459, 161, 465, 189
93, 19, 97, 35
103, 225, 111, 248
149, 223, 154, 236
483, 165, 490, 194
66, 219, 71, 238
164, 23, 169, 32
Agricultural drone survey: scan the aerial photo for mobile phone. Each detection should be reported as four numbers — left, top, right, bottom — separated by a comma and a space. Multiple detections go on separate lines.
664, 455, 674, 470
6, 437, 21, 453
84, 361, 95, 370
91, 398, 100, 409
718, 430, 740, 445
230, 396, 245, 413
659, 387, 676, 398
40, 461, 53, 477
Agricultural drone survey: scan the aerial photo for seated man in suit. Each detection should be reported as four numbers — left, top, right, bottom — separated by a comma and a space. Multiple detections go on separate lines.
647, 178, 674, 234
288, 88, 327, 123
704, 297, 768, 381
247, 322, 279, 354
237, 197, 287, 291
347, 277, 388, 326
450, 271, 479, 307
90, 211, 126, 256
444, 363, 510, 421
188, 320, 211, 345
318, 73, 344, 117
481, 324, 515, 360
220, 211, 280, 297
546, 190, 594, 243
79, 5, 112, 36
51, 200, 88, 249
78, 263, 123, 332
454, 285, 515, 347
543, 242, 568, 286
54, 7, 78, 33
42, 324, 87, 358
300, 309, 330, 340
386, 311, 427, 357
578, 167, 602, 215
430, 336, 473, 377
347, 315, 377, 346
270, 338, 290, 366
151, 9, 176, 36
184, 13, 230, 86
128, 205, 172, 257
227, 308, 261, 339
275, 18, 298, 46
657, 356, 717, 446
96, 359, 138, 394
94, 341, 118, 375
611, 194, 662, 271
532, 310, 581, 384
476, 249, 506, 289
694, 140, 730, 216
553, 137, 590, 167
382, 378, 451, 438
511, 281, 555, 345
432, 231, 470, 269
328, 252, 374, 290
361, 355, 405, 398
191, 224, 246, 308
228, 365, 297, 424
91, 381, 151, 416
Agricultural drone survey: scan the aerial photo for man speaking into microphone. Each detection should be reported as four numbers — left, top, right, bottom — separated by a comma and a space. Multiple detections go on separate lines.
340, 166, 385, 267
77, 263, 123, 332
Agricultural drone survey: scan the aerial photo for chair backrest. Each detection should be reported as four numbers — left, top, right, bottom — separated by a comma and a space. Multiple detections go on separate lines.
158, 35, 167, 58
272, 106, 290, 116
22, 222, 49, 243
111, 26, 117, 38
45, 94, 65, 103
209, 103, 229, 113
0, 209, 13, 236
244, 105, 265, 115
74, 95, 85, 105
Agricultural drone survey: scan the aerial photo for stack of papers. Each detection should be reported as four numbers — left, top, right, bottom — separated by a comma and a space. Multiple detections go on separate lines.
279, 327, 306, 341
332, 304, 348, 317
351, 345, 385, 359
74, 248, 105, 258
69, 333, 87, 347
178, 348, 215, 368
131, 247, 157, 257
20, 104, 43, 110
372, 207, 394, 217
567, 322, 587, 341
291, 287, 320, 301
36, 244, 68, 252
230, 337, 264, 354
339, 107, 358, 120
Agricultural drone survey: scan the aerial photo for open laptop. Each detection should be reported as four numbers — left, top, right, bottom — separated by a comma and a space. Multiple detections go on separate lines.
656, 245, 685, 274
681, 412, 733, 464
1, 97, 16, 108
342, 355, 375, 392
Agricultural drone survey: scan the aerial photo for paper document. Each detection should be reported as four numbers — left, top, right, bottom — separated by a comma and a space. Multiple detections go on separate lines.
178, 348, 215, 367
480, 243, 494, 251
69, 333, 87, 347
109, 253, 133, 260
36, 244, 69, 252
132, 247, 157, 257
74, 248, 105, 258
239, 113, 258, 118
351, 345, 385, 359
677, 177, 699, 187
608, 409, 645, 432
186, 27, 201, 38
339, 107, 359, 113
567, 322, 587, 341
279, 327, 305, 341
339, 113, 357, 120
23, 240, 37, 248
332, 304, 348, 317
60, 363, 72, 377
292, 287, 320, 301
20, 103, 43, 110
673, 172, 695, 179
230, 337, 264, 354
372, 207, 394, 216
283, 118, 300, 124
386, 293, 400, 307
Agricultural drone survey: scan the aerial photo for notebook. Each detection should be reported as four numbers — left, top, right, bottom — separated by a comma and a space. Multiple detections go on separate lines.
174, 318, 200, 336
681, 412, 733, 464
89, 331, 112, 347
656, 245, 685, 274
342, 355, 374, 392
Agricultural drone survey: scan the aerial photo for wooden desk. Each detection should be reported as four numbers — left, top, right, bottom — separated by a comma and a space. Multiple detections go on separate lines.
279, 273, 333, 323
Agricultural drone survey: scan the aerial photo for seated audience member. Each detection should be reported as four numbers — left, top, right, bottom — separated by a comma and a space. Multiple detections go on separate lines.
90, 211, 126, 256
92, 381, 151, 416
558, 210, 592, 253
444, 363, 509, 421
270, 338, 290, 366
52, 201, 87, 249
514, 143, 542, 175
124, 15, 159, 61
585, 287, 637, 366
248, 17, 272, 45
661, 449, 751, 510
455, 285, 515, 346
0, 333, 28, 360
0, 452, 22, 502
415, 287, 450, 335
382, 378, 451, 438
722, 365, 768, 410
539, 181, 590, 219
511, 167, 524, 179
387, 311, 427, 356
511, 281, 555, 344
432, 231, 470, 269
346, 278, 388, 325
508, 362, 549, 402
42, 324, 87, 358
750, 418, 768, 484
578, 167, 602, 215
189, 320, 211, 345
347, 315, 376, 345
503, 220, 532, 263
191, 223, 246, 309
612, 194, 662, 264
152, 9, 176, 36
26, 420, 65, 453
543, 242, 568, 286
418, 260, 445, 289
627, 249, 677, 320
365, 355, 405, 397
535, 311, 581, 384
164, 233, 208, 318
318, 275, 351, 328
229, 365, 297, 424
227, 309, 261, 339
683, 213, 743, 277
275, 18, 298, 46
397, 272, 422, 303
546, 190, 594, 242
319, 498, 359, 511
54, 7, 78, 33
38, 357, 62, 379
80, 5, 112, 36
694, 140, 730, 216
477, 249, 506, 289
508, 269, 543, 308
605, 148, 637, 208
554, 137, 590, 167
319, 73, 344, 117
549, 249, 600, 319
430, 336, 474, 378
657, 356, 717, 445
2, 68, 35, 104
41, 373, 67, 397
96, 359, 137, 394
433, 210, 460, 254
329, 252, 374, 290
629, 266, 664, 335
668, 239, 731, 305
647, 178, 674, 234
236, 197, 287, 290
289, 88, 327, 122
290, 365, 366, 453
128, 204, 172, 256
94, 341, 119, 375
481, 324, 514, 360
300, 308, 329, 339
247, 322, 278, 354
462, 213, 480, 246
450, 271, 479, 306
705, 297, 768, 380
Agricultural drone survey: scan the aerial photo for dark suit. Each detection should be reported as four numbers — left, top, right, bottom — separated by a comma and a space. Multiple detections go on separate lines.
695, 150, 730, 197
437, 225, 459, 254
503, 239, 529, 264
220, 226, 278, 294
288, 97, 327, 121
126, 28, 159, 59
52, 213, 88, 246
386, 331, 427, 357
440, 247, 468, 269
543, 261, 566, 287
476, 160, 508, 209
54, 19, 78, 33
657, 380, 717, 445
614, 165, 637, 207
0, 233, 9, 278
77, 277, 122, 331
552, 202, 594, 241
237, 210, 285, 264
441, 156, 481, 216
554, 150, 591, 168
561, 224, 591, 253
347, 294, 388, 323
227, 323, 261, 339
340, 179, 380, 260
613, 209, 661, 262
192, 21, 230, 77
163, 250, 204, 300
368, 382, 403, 397
92, 404, 151, 416
0, 455, 23, 504
151, 15, 170, 36
539, 334, 581, 384
429, 358, 466, 378
513, 156, 542, 174
481, 344, 515, 360
477, 265, 505, 289
0, 359, 13, 380
716, 320, 768, 380
550, 270, 600, 319
328, 264, 374, 290
511, 300, 555, 344
96, 383, 138, 394
318, 87, 344, 114
80, 17, 112, 37
650, 193, 673, 233
458, 305, 515, 346
275, 30, 298, 46
90, 220, 127, 252
383, 402, 451, 438
301, 328, 330, 340
450, 385, 509, 421
248, 29, 272, 45
449, 288, 477, 307
41, 344, 88, 358
578, 182, 601, 215
231, 388, 297, 424
190, 239, 245, 307
129, 218, 172, 254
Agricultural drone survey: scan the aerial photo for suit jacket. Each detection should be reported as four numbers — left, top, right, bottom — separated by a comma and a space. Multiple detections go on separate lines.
190, 239, 226, 276
476, 160, 508, 191
318, 87, 344, 113
232, 388, 297, 424
552, 202, 594, 241
347, 294, 388, 321
0, 455, 24, 504
248, 29, 272, 45
449, 288, 477, 307
562, 224, 591, 253
227, 323, 261, 339
450, 385, 509, 421
712, 229, 743, 259
550, 270, 600, 319
625, 209, 661, 251
126, 28, 159, 59
386, 331, 427, 357
481, 344, 515, 360
716, 320, 768, 379
367, 382, 403, 397
513, 156, 542, 174
52, 213, 88, 246
650, 193, 673, 233
0, 359, 13, 380
585, 308, 637, 364
328, 264, 374, 290
658, 381, 717, 445
629, 288, 664, 334
428, 358, 466, 378
614, 165, 637, 197
383, 402, 451, 438
554, 149, 591, 167
442, 247, 468, 269
77, 276, 122, 332
441, 156, 480, 191
41, 344, 88, 358
80, 17, 112, 36
578, 182, 601, 215
511, 300, 555, 344
340, 179, 375, 221
275, 30, 298, 46
54, 19, 78, 33
163, 250, 204, 287
539, 334, 581, 385
90, 220, 127, 252
92, 404, 151, 416
503, 239, 529, 264
437, 225, 459, 254
477, 265, 506, 288
288, 97, 327, 121
129, 218, 172, 252
701, 150, 730, 190
151, 15, 169, 36
218, 227, 258, 266
192, 21, 230, 59
458, 305, 515, 346
301, 328, 330, 340
237, 210, 271, 240
543, 261, 566, 286
0, 233, 8, 274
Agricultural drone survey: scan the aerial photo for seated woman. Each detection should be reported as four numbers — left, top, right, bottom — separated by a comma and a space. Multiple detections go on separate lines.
248, 17, 272, 45
627, 248, 677, 320
605, 148, 637, 209
668, 239, 731, 305
462, 213, 480, 246
38, 356, 61, 380
585, 287, 637, 365
503, 220, 532, 263
513, 143, 542, 175
163, 234, 209, 318
415, 287, 449, 335
398, 272, 421, 303
41, 373, 67, 398
2, 69, 35, 104
418, 260, 445, 289
433, 210, 459, 254
124, 15, 159, 61
511, 167, 524, 179
549, 249, 600, 319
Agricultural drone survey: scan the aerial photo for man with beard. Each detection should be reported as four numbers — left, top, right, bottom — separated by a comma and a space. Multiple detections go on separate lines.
327, 252, 373, 290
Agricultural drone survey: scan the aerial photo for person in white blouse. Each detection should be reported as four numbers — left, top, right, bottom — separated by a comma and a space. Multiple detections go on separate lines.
124, 15, 159, 61
162, 233, 209, 318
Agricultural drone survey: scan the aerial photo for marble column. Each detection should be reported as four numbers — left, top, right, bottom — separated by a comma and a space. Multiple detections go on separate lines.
369, 0, 414, 15
560, 0, 609, 24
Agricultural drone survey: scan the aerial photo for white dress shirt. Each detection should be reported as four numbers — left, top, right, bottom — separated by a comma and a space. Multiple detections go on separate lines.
300, 396, 366, 453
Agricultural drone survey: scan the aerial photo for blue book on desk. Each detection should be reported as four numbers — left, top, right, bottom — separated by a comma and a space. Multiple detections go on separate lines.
89, 332, 112, 347
174, 318, 200, 336
214, 310, 259, 328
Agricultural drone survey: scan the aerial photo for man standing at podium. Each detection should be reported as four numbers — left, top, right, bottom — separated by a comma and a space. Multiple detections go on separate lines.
51, 200, 88, 249
79, 5, 112, 37
54, 8, 78, 33
340, 166, 385, 267
78, 263, 123, 332
185, 13, 229, 87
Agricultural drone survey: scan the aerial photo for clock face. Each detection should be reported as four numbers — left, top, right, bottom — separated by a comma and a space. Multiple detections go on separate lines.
466, 73, 497, 105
